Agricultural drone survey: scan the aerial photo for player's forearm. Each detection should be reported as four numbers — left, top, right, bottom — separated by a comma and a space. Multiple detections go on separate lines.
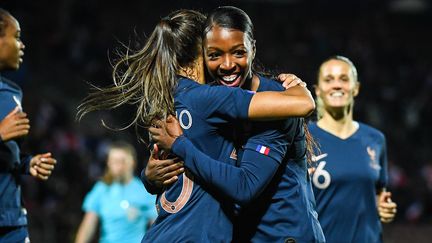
75, 213, 98, 243
172, 136, 278, 205
249, 86, 315, 119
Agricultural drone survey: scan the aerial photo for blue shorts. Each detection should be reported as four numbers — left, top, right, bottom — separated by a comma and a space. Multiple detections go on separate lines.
0, 226, 29, 243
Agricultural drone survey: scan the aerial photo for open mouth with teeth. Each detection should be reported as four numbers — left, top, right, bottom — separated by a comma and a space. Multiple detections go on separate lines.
330, 91, 344, 97
217, 74, 242, 87
19, 53, 24, 63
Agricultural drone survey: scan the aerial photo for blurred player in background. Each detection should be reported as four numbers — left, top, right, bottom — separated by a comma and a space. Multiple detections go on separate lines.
309, 56, 397, 242
75, 141, 157, 243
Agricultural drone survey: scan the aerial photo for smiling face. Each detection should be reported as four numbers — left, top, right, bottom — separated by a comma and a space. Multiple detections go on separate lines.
316, 59, 359, 112
204, 25, 255, 87
0, 15, 24, 71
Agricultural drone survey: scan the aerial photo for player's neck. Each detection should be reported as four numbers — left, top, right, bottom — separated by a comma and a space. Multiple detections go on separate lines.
118, 174, 133, 184
250, 75, 260, 91
239, 75, 258, 91
318, 111, 358, 139
178, 65, 204, 84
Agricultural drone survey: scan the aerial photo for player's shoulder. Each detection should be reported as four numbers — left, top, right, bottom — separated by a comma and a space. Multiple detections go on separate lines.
176, 77, 214, 105
131, 177, 155, 200
307, 121, 319, 132
177, 77, 201, 92
358, 122, 386, 141
131, 177, 147, 190
84, 181, 108, 201
0, 76, 21, 91
92, 180, 109, 191
257, 75, 284, 92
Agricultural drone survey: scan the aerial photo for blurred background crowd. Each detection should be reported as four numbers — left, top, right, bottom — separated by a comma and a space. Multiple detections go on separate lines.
2, 0, 431, 242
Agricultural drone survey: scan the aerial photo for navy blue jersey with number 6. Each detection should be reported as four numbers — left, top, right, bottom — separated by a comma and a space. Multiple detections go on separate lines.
309, 122, 388, 243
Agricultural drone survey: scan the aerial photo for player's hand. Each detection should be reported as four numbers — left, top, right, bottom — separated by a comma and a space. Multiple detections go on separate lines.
145, 144, 184, 187
165, 115, 183, 138
149, 115, 183, 151
278, 73, 307, 90
377, 191, 397, 223
29, 152, 57, 180
0, 107, 30, 142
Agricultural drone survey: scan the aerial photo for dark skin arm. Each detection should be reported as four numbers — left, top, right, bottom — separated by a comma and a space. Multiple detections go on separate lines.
248, 74, 314, 119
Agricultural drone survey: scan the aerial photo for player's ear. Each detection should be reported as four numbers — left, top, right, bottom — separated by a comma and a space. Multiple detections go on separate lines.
251, 39, 256, 59
353, 81, 360, 97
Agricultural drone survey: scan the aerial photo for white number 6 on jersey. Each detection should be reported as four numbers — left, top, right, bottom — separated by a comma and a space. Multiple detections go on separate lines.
312, 161, 331, 189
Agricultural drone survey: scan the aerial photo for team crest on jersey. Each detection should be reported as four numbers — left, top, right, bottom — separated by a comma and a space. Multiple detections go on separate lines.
367, 146, 381, 170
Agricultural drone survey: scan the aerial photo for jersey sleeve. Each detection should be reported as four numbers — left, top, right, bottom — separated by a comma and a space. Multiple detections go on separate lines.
192, 85, 254, 123
0, 143, 32, 174
0, 96, 16, 121
171, 135, 279, 205
18, 154, 32, 175
242, 120, 294, 164
0, 142, 14, 172
82, 182, 104, 214
376, 134, 388, 189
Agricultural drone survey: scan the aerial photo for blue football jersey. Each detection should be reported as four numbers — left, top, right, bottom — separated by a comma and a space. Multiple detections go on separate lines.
309, 122, 388, 243
142, 77, 254, 243
0, 76, 28, 227
166, 76, 325, 243
234, 77, 325, 243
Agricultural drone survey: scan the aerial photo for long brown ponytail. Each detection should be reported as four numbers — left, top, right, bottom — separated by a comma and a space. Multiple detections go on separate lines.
77, 10, 206, 135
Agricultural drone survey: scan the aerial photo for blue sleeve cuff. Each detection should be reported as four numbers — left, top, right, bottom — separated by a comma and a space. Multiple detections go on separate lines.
237, 89, 254, 119
20, 155, 32, 174
171, 135, 191, 160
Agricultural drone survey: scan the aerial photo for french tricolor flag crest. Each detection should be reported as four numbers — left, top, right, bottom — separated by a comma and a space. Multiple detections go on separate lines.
256, 145, 270, 155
